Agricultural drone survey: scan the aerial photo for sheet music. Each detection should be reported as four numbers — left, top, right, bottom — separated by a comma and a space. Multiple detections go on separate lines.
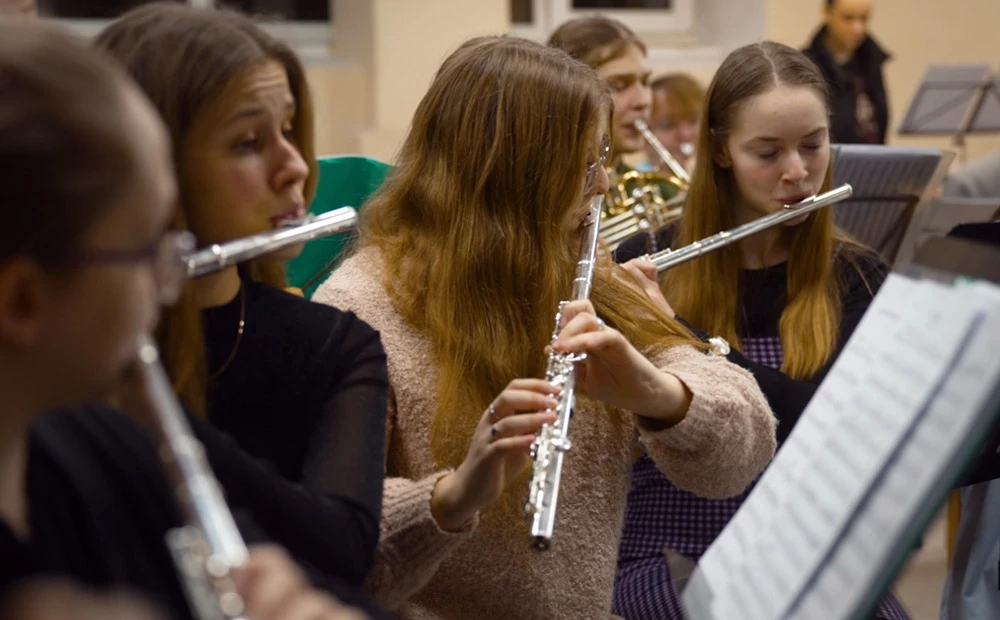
794, 280, 1000, 619
684, 274, 997, 620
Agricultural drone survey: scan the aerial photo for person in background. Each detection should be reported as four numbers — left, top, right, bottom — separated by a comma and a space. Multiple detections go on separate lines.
641, 73, 704, 176
803, 0, 890, 144
943, 148, 1000, 200
549, 16, 681, 205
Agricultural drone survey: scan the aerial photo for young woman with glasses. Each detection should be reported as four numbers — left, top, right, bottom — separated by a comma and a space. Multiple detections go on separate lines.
311, 35, 777, 618
0, 21, 379, 620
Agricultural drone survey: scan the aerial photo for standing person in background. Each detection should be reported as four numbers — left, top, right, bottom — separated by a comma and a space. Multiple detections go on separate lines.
803, 0, 891, 144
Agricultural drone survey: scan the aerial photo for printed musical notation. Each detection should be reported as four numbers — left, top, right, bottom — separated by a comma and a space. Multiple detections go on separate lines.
684, 274, 1000, 620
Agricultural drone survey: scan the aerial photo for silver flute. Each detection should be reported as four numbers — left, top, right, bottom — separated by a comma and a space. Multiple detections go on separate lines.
648, 184, 854, 273
524, 195, 605, 551
136, 336, 249, 620
185, 207, 358, 277
634, 119, 691, 185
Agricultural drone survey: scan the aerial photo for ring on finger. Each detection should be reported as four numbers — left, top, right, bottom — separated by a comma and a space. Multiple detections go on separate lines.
596, 317, 606, 331
487, 403, 498, 423
490, 424, 499, 441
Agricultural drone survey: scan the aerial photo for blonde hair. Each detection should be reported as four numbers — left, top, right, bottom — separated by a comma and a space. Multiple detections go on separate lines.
651, 73, 705, 124
358, 36, 698, 470
662, 41, 860, 380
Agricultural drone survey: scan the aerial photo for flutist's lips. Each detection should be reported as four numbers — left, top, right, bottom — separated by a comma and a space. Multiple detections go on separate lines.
778, 192, 812, 206
270, 204, 307, 227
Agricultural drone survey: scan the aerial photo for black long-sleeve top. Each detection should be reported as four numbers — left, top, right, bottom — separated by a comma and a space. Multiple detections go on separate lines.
0, 405, 393, 619
203, 277, 387, 575
615, 227, 888, 442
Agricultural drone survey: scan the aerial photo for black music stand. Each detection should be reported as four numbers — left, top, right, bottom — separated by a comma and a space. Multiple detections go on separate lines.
898, 65, 1000, 162
830, 144, 954, 266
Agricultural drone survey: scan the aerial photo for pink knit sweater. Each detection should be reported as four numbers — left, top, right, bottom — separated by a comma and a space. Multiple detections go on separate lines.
312, 248, 776, 619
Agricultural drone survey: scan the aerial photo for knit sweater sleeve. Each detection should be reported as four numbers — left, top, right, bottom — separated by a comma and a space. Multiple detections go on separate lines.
635, 345, 777, 499
312, 261, 478, 609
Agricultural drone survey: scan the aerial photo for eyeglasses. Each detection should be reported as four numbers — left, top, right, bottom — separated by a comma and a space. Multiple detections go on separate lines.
73, 230, 196, 305
585, 133, 612, 191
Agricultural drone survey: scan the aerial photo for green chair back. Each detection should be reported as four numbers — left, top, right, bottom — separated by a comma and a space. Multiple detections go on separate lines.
286, 155, 392, 298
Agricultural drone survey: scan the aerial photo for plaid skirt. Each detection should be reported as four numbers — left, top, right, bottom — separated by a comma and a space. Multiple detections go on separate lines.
612, 454, 910, 620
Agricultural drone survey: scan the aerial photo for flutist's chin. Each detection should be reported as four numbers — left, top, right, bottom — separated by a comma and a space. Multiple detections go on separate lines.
782, 213, 811, 228
261, 241, 306, 262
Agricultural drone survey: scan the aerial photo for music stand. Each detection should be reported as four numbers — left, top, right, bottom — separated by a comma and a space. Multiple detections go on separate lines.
898, 65, 1000, 162
681, 242, 1000, 620
830, 144, 954, 266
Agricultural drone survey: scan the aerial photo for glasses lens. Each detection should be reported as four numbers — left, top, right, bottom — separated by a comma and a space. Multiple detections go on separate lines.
599, 134, 610, 165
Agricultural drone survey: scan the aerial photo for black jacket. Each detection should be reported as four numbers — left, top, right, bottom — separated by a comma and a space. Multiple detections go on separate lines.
803, 26, 891, 144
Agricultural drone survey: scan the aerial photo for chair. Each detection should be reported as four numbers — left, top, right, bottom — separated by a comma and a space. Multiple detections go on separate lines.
285, 155, 392, 298
830, 144, 954, 267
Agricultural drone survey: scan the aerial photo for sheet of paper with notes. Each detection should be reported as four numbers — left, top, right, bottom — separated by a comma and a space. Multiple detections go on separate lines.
682, 272, 1000, 620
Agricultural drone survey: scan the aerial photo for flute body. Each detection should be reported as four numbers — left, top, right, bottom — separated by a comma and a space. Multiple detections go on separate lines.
137, 337, 249, 620
524, 195, 604, 551
185, 207, 358, 277
649, 184, 854, 273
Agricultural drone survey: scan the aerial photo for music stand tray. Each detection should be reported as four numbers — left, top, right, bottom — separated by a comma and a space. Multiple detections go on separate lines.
898, 65, 1000, 148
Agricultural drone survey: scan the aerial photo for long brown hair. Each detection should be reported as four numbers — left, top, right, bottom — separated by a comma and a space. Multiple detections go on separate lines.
547, 15, 646, 70
95, 2, 318, 416
359, 36, 696, 470
662, 41, 855, 380
0, 23, 136, 267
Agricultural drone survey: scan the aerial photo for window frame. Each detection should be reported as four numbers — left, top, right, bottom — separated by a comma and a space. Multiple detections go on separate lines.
550, 0, 693, 33
509, 0, 694, 41
43, 0, 332, 60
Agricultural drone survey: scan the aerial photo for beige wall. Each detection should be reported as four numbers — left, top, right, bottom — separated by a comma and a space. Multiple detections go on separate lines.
309, 0, 1000, 166
308, 0, 507, 163
766, 0, 1000, 163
